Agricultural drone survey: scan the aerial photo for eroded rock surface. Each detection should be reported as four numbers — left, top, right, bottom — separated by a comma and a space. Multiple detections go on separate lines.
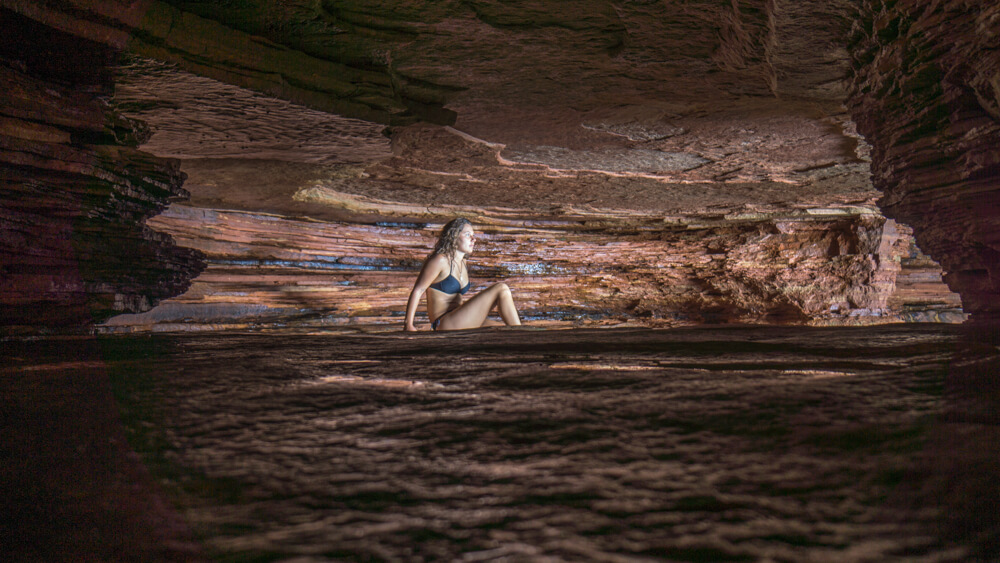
3, 0, 987, 330
137, 0, 853, 127
104, 62, 961, 331
97, 202, 963, 332
88, 326, 999, 561
848, 1, 1000, 320
0, 7, 203, 333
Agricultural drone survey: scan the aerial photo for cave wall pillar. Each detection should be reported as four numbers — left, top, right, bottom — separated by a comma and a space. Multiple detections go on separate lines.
847, 0, 1000, 320
1, 4, 204, 333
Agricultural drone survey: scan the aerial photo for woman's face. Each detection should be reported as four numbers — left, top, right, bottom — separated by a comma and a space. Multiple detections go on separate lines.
457, 225, 475, 254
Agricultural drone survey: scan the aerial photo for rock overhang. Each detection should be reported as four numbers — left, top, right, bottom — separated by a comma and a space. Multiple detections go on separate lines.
4, 0, 986, 331
91, 0, 969, 329
117, 0, 869, 218
114, 61, 876, 222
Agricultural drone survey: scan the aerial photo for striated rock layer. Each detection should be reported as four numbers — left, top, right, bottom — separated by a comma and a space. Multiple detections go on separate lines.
848, 1, 1000, 320
0, 7, 204, 333
110, 0, 990, 320
102, 60, 962, 332
101, 202, 963, 332
2, 0, 976, 331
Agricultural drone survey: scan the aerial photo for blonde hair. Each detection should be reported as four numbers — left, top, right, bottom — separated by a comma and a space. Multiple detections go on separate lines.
431, 218, 472, 259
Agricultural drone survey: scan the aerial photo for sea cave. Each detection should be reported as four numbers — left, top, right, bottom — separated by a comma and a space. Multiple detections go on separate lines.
2, 1, 999, 561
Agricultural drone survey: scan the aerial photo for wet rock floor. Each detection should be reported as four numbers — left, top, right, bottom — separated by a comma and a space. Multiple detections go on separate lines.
4, 324, 1000, 561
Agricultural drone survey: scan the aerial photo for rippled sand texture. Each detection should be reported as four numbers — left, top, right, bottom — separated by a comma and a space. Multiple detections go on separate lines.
104, 326, 999, 562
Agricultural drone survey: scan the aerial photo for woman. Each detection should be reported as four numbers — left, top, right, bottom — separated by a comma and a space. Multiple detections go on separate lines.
404, 218, 522, 331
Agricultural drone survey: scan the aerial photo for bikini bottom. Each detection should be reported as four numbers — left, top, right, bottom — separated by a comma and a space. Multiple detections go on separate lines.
431, 310, 455, 331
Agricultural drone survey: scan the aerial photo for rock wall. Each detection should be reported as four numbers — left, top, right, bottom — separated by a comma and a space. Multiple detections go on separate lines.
99, 204, 962, 332
847, 0, 1000, 320
0, 6, 203, 333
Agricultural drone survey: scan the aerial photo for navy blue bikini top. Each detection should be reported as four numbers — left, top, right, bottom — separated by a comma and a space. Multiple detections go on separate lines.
430, 260, 470, 295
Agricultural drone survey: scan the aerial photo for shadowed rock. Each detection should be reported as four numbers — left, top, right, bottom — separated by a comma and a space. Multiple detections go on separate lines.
1, 7, 204, 333
847, 0, 1000, 320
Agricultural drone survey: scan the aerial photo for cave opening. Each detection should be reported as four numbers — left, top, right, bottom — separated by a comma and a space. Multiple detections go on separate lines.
3, 1, 999, 561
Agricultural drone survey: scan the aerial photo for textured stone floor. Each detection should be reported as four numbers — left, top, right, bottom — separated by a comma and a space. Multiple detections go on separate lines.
7, 324, 998, 561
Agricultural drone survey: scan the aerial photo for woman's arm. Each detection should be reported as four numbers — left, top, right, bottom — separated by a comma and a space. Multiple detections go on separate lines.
404, 254, 446, 331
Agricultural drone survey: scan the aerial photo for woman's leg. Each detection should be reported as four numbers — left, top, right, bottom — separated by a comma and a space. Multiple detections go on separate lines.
436, 283, 521, 330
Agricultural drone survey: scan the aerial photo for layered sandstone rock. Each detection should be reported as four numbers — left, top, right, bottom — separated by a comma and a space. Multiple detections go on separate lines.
98, 201, 964, 332
848, 1, 1000, 320
0, 6, 203, 332
101, 58, 961, 332
2, 0, 975, 333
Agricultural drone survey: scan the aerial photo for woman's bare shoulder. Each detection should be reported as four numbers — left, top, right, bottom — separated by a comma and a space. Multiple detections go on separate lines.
425, 253, 448, 269
423, 253, 449, 275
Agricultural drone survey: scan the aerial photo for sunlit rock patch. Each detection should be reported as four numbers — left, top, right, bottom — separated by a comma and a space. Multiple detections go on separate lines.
502, 145, 711, 175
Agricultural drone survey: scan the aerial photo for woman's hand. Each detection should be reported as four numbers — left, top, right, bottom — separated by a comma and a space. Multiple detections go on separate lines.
404, 322, 418, 332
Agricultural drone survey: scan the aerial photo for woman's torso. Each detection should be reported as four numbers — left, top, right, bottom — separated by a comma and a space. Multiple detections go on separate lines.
426, 257, 468, 321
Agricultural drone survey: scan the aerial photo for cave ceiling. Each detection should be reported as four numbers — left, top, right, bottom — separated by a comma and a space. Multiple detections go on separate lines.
116, 0, 874, 222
